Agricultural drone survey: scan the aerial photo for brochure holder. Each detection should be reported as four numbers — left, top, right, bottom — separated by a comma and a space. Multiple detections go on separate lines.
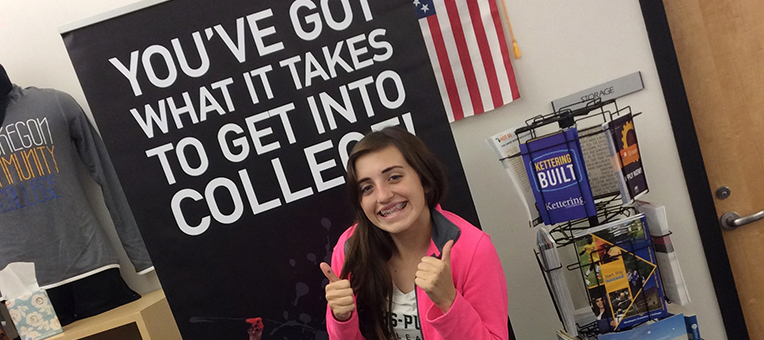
500, 99, 645, 228
510, 99, 675, 338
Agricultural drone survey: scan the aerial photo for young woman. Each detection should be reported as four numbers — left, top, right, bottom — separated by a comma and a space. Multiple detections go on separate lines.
320, 127, 509, 340
591, 296, 614, 333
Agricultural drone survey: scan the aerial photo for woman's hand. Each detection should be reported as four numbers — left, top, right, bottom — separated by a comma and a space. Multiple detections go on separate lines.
320, 262, 355, 321
415, 240, 456, 313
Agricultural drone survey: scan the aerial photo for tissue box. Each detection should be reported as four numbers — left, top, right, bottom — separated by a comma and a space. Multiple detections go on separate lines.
5, 290, 62, 340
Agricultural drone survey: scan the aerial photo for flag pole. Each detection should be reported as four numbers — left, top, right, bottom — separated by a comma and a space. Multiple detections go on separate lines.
499, 0, 521, 59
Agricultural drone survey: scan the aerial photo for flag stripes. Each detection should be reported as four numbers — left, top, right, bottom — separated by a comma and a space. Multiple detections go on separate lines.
415, 0, 520, 122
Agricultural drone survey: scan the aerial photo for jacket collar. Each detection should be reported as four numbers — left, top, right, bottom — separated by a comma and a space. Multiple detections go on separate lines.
428, 206, 461, 258
345, 206, 462, 257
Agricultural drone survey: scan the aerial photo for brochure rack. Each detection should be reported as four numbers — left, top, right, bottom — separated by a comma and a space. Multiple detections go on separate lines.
508, 99, 672, 338
500, 99, 644, 228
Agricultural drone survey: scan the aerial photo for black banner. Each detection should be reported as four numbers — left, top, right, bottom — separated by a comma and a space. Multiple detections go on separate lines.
62, 0, 478, 339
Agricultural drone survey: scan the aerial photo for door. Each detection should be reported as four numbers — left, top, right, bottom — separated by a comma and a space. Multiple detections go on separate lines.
653, 0, 764, 338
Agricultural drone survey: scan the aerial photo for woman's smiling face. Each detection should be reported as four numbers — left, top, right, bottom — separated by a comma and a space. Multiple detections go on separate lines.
354, 145, 430, 235
595, 297, 605, 308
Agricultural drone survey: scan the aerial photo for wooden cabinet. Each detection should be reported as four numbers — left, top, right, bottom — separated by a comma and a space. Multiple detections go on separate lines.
47, 290, 181, 340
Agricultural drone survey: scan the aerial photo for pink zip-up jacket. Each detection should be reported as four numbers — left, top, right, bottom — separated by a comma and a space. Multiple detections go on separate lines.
325, 206, 509, 340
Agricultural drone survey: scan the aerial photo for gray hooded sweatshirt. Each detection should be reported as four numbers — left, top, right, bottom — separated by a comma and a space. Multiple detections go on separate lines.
0, 85, 153, 288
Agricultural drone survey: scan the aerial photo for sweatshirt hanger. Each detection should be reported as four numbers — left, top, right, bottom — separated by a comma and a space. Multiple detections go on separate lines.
0, 64, 10, 97
0, 63, 11, 124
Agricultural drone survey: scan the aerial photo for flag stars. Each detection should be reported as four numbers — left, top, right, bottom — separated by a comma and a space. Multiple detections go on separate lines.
413, 0, 435, 18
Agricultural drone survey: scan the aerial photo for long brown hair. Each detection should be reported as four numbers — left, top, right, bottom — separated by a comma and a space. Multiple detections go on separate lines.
341, 127, 447, 339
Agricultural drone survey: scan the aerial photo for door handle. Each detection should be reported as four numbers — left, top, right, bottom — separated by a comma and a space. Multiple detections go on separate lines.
720, 211, 764, 230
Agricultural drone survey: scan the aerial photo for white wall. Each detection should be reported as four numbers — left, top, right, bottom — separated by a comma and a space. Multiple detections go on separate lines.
0, 0, 727, 339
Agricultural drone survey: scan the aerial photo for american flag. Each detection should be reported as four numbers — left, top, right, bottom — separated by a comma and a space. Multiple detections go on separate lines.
414, 0, 520, 122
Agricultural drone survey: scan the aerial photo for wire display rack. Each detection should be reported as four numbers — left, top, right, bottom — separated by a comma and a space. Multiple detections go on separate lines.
515, 98, 674, 338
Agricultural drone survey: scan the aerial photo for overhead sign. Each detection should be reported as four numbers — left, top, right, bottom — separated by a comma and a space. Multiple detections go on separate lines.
552, 72, 644, 112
